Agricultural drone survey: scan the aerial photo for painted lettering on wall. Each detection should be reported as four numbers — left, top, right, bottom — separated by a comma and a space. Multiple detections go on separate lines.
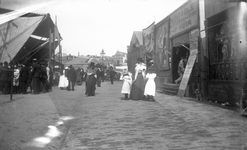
170, 0, 198, 37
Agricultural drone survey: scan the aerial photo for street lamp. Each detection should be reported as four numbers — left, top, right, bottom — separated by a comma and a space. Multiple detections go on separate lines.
100, 49, 105, 66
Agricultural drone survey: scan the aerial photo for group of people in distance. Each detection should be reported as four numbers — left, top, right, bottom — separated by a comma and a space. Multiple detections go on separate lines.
58, 65, 77, 91
121, 57, 157, 101
58, 62, 111, 97
0, 59, 52, 95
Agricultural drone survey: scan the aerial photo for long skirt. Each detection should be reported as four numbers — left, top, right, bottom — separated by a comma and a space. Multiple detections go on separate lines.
144, 79, 156, 96
58, 75, 68, 89
130, 73, 145, 100
86, 75, 96, 96
32, 77, 40, 94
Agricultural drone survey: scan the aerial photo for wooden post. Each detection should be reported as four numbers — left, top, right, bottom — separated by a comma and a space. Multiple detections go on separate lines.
53, 19, 55, 72
49, 29, 52, 69
10, 64, 13, 100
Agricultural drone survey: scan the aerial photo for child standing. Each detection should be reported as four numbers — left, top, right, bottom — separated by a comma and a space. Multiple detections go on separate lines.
144, 67, 157, 101
121, 70, 132, 100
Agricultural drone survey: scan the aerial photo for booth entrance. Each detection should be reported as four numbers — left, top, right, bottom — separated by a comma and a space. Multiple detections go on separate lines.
172, 44, 190, 83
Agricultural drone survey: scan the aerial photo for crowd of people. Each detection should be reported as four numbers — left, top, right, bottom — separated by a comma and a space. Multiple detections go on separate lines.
0, 58, 53, 95
57, 62, 115, 96
56, 57, 157, 101
0, 57, 158, 102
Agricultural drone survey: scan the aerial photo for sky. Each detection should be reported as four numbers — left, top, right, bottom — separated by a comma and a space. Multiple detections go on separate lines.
1, 0, 187, 56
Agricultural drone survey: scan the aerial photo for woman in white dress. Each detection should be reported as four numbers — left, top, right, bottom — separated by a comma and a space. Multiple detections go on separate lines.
121, 70, 132, 100
58, 69, 68, 89
144, 67, 157, 101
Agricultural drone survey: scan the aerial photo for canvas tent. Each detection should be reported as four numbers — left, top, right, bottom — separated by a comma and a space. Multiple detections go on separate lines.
127, 31, 144, 74
0, 8, 60, 65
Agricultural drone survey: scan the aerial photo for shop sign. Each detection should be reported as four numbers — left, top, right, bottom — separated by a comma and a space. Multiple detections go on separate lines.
170, 0, 198, 38
177, 49, 198, 97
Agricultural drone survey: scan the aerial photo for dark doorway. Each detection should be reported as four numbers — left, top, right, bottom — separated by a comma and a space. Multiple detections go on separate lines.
172, 44, 190, 83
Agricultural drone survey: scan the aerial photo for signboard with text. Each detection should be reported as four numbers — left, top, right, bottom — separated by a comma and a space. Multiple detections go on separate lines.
170, 0, 198, 38
177, 49, 198, 97
177, 28, 199, 97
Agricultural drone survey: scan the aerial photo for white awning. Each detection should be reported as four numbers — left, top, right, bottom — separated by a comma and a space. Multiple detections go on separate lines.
0, 16, 44, 62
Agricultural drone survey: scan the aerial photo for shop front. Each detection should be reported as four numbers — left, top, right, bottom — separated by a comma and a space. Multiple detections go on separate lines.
167, 0, 200, 97
205, 2, 247, 105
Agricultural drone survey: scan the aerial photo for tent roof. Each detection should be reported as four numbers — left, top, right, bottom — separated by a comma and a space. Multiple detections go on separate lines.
128, 31, 143, 53
22, 12, 62, 39
131, 31, 143, 46
0, 8, 61, 63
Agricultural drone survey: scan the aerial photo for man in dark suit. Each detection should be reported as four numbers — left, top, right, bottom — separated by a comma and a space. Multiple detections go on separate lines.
0, 61, 11, 94
19, 63, 29, 94
101, 69, 105, 82
109, 67, 116, 84
32, 58, 41, 94
40, 62, 48, 93
67, 65, 77, 91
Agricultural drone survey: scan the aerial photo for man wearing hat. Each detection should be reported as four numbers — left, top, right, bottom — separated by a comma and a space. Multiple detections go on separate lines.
19, 62, 29, 94
31, 58, 41, 94
109, 66, 116, 84
40, 62, 48, 93
67, 65, 76, 91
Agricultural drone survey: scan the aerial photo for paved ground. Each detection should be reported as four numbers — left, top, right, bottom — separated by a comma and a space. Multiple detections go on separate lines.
47, 81, 247, 150
0, 92, 67, 150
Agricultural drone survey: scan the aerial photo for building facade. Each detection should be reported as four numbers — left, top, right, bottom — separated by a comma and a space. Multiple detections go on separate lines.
112, 50, 127, 66
127, 0, 247, 103
154, 0, 200, 98
205, 1, 247, 105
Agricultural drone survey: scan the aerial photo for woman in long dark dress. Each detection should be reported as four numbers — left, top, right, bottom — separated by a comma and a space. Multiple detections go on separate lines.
85, 62, 97, 96
130, 57, 146, 100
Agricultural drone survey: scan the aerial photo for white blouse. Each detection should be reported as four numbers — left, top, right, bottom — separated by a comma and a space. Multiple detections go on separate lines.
134, 63, 146, 80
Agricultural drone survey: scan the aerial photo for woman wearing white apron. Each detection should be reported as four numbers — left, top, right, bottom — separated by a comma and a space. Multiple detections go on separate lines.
58, 69, 69, 89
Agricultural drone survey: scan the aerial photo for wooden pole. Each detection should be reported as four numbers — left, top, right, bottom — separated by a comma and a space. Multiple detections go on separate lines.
10, 64, 13, 100
49, 29, 51, 68
53, 16, 56, 72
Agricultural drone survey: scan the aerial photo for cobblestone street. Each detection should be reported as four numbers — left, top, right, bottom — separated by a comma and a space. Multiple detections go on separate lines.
48, 81, 247, 150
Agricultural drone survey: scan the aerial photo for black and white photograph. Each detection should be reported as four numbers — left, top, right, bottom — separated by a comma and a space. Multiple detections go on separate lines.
0, 0, 247, 149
